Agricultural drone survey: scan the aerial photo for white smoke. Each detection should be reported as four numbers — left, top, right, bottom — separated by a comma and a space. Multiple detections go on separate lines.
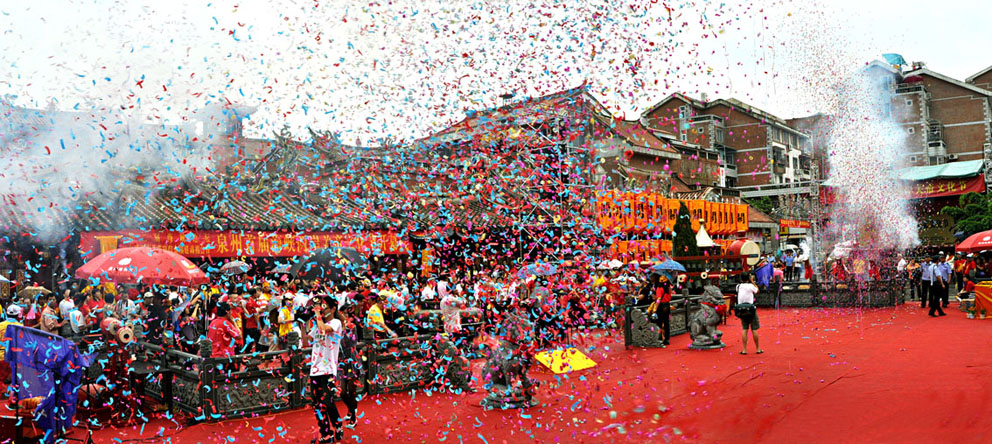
0, 97, 250, 240
823, 71, 919, 250
776, 4, 920, 254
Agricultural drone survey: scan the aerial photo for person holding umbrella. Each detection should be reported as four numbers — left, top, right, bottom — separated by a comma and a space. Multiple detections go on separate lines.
645, 273, 672, 346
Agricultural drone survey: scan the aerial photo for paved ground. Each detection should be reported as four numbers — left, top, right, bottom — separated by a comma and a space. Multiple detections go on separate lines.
77, 301, 992, 443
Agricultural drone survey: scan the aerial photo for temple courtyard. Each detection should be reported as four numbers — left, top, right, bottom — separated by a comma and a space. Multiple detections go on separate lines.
76, 304, 992, 443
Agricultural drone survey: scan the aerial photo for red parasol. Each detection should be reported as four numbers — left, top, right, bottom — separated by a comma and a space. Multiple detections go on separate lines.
955, 230, 992, 254
75, 247, 208, 286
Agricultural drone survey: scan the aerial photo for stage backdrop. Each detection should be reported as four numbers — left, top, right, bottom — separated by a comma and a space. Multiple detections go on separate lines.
79, 229, 409, 259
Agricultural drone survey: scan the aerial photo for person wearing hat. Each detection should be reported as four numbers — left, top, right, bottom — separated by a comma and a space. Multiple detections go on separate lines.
1, 304, 24, 361
308, 294, 344, 443
919, 256, 934, 309
365, 293, 397, 339
208, 301, 242, 358
929, 256, 947, 317
936, 254, 953, 309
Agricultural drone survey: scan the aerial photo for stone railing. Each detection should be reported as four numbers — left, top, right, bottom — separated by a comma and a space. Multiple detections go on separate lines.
129, 329, 447, 423
720, 278, 908, 308
623, 292, 703, 348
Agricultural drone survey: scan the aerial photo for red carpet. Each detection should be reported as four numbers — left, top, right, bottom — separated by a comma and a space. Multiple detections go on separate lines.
75, 304, 992, 443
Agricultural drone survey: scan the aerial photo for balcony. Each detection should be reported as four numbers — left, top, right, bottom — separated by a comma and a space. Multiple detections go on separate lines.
927, 141, 947, 158
689, 114, 725, 127
723, 163, 738, 178
895, 83, 927, 95
773, 164, 786, 175
927, 119, 943, 143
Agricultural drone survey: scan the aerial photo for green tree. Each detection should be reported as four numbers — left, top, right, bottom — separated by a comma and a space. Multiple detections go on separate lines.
745, 196, 775, 216
941, 192, 992, 235
672, 201, 699, 258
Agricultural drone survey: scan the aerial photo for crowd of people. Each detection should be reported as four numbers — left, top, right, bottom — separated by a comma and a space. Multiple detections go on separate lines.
8, 250, 917, 442
898, 251, 985, 317
0, 264, 648, 443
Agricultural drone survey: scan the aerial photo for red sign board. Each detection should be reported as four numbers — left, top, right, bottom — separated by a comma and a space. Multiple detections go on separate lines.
79, 230, 409, 260
821, 174, 986, 206
779, 219, 811, 229
908, 174, 985, 199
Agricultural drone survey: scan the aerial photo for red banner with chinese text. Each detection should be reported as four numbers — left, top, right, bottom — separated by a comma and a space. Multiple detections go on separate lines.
822, 175, 985, 205
779, 219, 812, 229
908, 175, 985, 199
79, 229, 410, 260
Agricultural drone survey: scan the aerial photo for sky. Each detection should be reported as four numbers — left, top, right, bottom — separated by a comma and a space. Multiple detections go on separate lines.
1, 0, 990, 144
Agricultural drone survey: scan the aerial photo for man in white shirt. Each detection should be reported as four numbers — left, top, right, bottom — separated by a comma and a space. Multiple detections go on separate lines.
58, 290, 76, 320
440, 292, 466, 336
308, 295, 343, 441
897, 255, 907, 273
420, 280, 437, 303
736, 273, 762, 355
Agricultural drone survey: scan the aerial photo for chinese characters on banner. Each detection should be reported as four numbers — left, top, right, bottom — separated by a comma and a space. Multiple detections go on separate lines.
908, 175, 986, 199
822, 175, 986, 205
779, 219, 812, 229
79, 230, 409, 259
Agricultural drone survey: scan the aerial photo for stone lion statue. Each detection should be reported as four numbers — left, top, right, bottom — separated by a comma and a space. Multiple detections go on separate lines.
480, 312, 539, 409
688, 285, 725, 349
432, 334, 475, 393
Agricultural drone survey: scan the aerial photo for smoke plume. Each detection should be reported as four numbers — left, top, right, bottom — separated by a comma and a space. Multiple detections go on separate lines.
0, 98, 250, 241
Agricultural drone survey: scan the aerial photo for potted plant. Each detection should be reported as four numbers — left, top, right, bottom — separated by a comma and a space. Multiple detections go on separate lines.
981, 309, 987, 320
967, 306, 976, 319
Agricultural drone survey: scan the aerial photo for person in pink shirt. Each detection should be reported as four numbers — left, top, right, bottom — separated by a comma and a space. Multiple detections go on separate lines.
208, 301, 241, 358
772, 261, 786, 309
772, 261, 785, 284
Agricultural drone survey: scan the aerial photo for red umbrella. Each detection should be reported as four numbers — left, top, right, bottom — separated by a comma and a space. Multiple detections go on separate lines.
75, 247, 208, 286
955, 230, 992, 253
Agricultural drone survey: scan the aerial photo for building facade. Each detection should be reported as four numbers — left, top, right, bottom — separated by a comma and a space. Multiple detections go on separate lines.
639, 93, 818, 226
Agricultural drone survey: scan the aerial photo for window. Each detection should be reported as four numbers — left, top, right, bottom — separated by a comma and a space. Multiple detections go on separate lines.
909, 155, 917, 163
678, 106, 688, 119
905, 99, 912, 106
715, 128, 725, 143
908, 127, 915, 134
680, 132, 687, 142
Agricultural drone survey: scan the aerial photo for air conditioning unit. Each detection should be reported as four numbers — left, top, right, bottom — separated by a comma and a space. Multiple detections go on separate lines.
948, 154, 959, 160
985, 143, 992, 152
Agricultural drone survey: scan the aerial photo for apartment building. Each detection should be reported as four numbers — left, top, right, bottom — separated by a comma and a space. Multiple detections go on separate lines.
639, 93, 815, 199
870, 62, 992, 166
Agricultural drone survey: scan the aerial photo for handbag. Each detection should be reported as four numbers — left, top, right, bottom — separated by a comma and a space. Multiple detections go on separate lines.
735, 303, 756, 318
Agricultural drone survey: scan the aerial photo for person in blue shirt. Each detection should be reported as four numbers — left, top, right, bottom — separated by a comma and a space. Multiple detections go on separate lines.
783, 250, 796, 281
929, 255, 947, 317
919, 256, 934, 309
937, 255, 953, 309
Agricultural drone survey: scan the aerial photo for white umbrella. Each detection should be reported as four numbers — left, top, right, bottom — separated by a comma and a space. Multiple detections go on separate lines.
829, 240, 856, 260
608, 259, 623, 269
696, 222, 716, 248
0, 274, 9, 283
